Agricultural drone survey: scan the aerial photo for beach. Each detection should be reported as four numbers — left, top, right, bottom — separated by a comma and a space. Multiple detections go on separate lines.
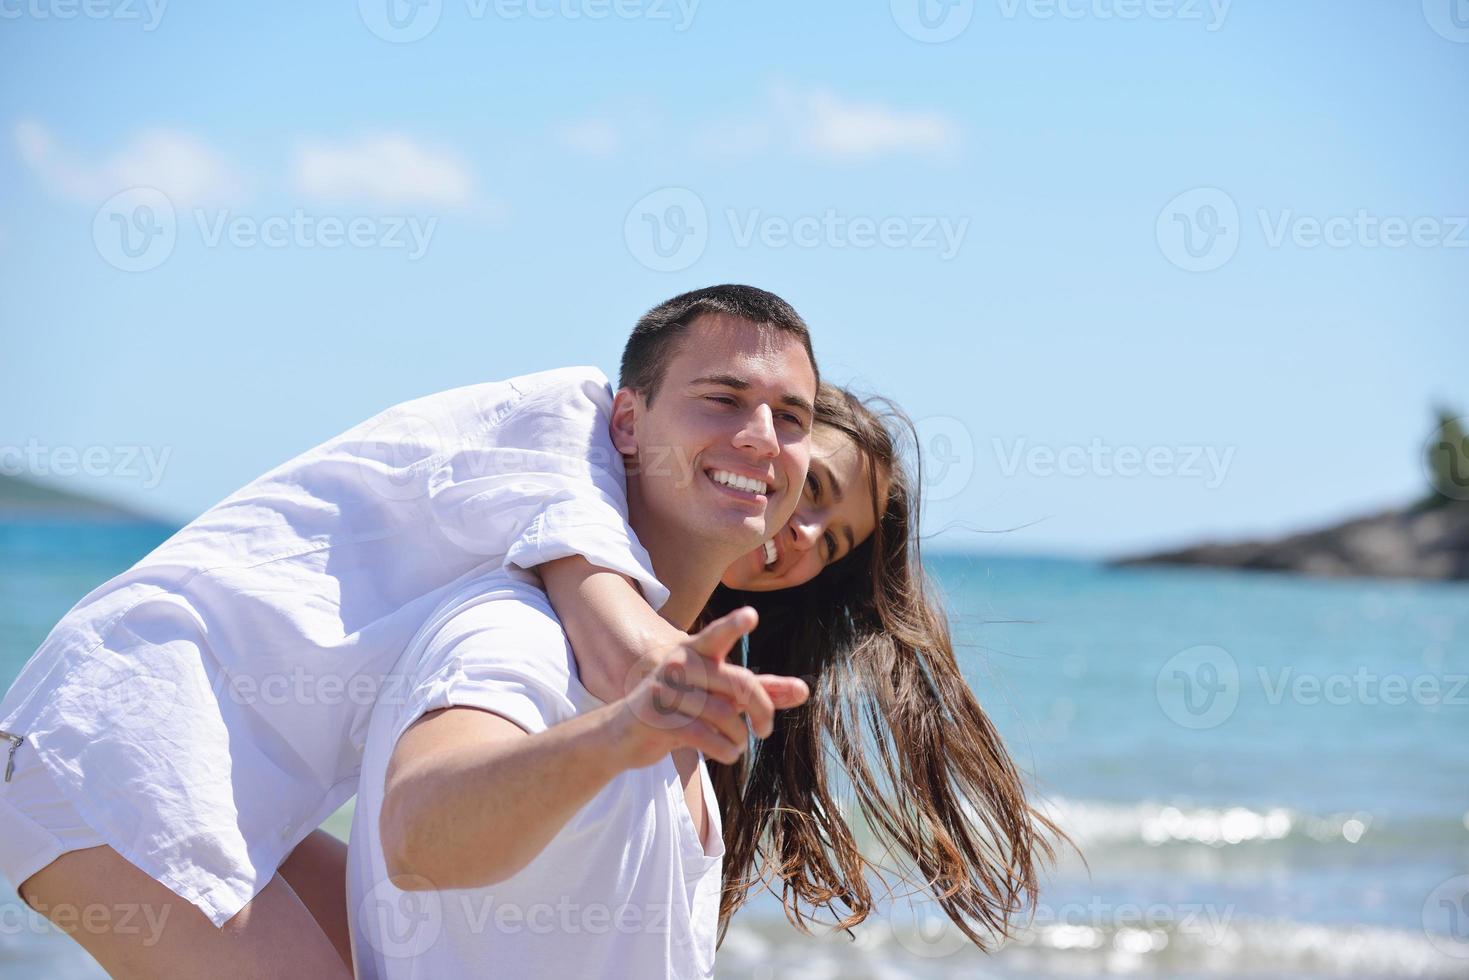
1, 525, 1465, 977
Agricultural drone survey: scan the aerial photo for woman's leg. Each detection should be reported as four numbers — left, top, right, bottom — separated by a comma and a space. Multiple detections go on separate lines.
18, 845, 350, 980
278, 829, 352, 967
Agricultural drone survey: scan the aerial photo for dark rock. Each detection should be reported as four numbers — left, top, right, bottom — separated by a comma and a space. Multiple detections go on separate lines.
1113, 502, 1469, 582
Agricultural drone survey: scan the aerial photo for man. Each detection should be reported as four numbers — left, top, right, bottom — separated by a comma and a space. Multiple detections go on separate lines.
348, 295, 821, 977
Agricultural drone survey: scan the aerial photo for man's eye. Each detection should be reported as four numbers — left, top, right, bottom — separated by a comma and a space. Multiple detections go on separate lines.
707, 395, 737, 406
805, 472, 820, 499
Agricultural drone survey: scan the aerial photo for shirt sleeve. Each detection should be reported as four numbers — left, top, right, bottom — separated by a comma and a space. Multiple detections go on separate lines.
390, 576, 581, 749
426, 367, 671, 612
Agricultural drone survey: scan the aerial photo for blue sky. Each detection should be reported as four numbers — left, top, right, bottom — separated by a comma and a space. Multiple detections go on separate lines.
2, 1, 1466, 558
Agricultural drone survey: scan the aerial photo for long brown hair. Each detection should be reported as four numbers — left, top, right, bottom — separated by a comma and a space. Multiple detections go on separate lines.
704, 383, 1067, 947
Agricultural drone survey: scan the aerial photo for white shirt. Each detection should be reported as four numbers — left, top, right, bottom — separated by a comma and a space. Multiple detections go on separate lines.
348, 571, 725, 980
0, 366, 667, 926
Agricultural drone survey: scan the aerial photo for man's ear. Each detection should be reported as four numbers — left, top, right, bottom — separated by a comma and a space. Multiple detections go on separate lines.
609, 388, 642, 457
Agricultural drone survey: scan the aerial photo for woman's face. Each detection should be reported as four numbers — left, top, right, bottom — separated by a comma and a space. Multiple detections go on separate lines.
720, 424, 886, 592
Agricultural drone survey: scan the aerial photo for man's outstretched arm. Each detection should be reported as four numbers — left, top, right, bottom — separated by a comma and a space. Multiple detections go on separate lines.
379, 607, 804, 892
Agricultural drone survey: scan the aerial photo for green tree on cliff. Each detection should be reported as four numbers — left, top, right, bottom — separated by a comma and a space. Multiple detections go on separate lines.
1422, 407, 1469, 508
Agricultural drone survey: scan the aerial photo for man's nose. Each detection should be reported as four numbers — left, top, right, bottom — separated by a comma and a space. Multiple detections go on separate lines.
735, 405, 779, 458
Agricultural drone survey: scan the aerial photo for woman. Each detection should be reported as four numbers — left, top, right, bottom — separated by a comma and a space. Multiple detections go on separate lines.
708, 384, 1063, 946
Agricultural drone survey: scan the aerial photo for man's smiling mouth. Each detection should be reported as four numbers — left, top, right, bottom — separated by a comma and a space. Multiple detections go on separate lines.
708, 469, 768, 495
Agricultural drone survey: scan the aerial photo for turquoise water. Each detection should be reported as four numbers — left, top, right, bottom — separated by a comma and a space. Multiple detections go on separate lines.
1, 523, 1465, 977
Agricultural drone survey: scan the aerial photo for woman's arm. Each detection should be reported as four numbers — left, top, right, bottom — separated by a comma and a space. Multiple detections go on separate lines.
538, 555, 811, 710
538, 554, 687, 704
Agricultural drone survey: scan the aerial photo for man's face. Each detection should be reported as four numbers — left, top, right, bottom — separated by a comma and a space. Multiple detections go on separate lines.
614, 313, 817, 557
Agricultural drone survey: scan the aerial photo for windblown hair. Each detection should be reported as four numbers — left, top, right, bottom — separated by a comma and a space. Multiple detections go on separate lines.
703, 383, 1067, 947
619, 284, 818, 405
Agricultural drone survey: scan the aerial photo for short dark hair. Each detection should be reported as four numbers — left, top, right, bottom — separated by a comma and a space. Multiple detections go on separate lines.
619, 284, 819, 404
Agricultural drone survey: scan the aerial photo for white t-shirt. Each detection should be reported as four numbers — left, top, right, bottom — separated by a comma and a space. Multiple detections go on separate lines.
0, 366, 667, 926
348, 571, 725, 980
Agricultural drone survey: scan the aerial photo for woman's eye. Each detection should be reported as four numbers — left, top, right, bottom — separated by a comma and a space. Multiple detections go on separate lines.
805, 472, 820, 499
823, 532, 838, 563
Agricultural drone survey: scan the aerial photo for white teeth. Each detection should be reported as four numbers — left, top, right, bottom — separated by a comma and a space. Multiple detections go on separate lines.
710, 469, 768, 495
762, 539, 777, 567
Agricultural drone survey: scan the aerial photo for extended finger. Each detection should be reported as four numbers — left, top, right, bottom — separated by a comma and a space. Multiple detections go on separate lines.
684, 661, 774, 738
687, 607, 757, 665
757, 675, 810, 711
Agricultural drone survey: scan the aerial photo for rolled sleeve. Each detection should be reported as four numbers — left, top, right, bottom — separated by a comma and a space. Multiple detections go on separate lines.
504, 491, 669, 612
388, 576, 582, 749
426, 367, 667, 611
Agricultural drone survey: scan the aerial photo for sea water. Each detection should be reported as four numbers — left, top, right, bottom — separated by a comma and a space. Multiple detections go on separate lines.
1, 523, 1464, 977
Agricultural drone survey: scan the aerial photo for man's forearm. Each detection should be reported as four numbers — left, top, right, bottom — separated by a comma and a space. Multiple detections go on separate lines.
381, 704, 629, 891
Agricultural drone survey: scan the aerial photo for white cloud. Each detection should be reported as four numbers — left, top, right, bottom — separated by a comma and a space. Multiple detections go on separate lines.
691, 84, 961, 162
292, 134, 475, 209
554, 118, 620, 159
14, 119, 245, 206
773, 84, 960, 160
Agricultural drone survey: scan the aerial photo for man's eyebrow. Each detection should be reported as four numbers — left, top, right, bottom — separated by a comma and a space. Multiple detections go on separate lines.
689, 373, 750, 390
688, 374, 815, 419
